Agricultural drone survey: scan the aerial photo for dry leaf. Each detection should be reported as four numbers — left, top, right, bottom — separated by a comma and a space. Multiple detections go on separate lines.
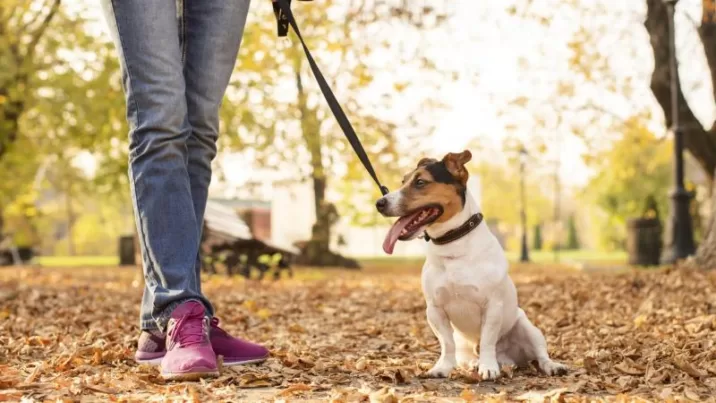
460, 388, 477, 401
673, 358, 707, 378
369, 387, 398, 403
84, 384, 118, 394
583, 357, 600, 374
420, 381, 439, 391
684, 388, 701, 401
614, 361, 645, 376
633, 314, 647, 328
515, 388, 568, 401
278, 383, 312, 396
256, 308, 272, 319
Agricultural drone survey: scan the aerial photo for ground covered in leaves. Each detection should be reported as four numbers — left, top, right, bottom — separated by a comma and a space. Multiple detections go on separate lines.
1, 263, 716, 402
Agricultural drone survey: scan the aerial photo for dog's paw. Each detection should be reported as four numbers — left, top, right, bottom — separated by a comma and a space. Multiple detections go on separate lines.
539, 360, 568, 376
456, 356, 476, 370
424, 362, 455, 378
477, 361, 501, 381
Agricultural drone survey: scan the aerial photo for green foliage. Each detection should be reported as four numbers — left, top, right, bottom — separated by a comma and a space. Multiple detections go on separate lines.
533, 223, 543, 250
1, 1, 128, 242
581, 119, 671, 250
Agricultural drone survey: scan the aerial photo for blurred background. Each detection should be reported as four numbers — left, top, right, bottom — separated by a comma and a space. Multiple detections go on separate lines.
1, 0, 714, 271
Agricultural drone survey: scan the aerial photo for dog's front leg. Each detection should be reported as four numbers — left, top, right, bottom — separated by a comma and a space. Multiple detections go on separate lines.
477, 300, 502, 380
425, 304, 456, 377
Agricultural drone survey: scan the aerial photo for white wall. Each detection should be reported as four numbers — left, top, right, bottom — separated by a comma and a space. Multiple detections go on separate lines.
271, 176, 482, 258
270, 181, 315, 249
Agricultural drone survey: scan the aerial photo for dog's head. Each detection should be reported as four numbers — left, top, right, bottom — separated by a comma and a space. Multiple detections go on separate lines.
376, 150, 472, 254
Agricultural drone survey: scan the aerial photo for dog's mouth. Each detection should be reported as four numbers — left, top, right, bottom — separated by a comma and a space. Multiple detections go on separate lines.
383, 205, 443, 254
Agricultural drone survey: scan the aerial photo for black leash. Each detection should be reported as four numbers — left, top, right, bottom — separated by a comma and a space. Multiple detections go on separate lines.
273, 0, 389, 196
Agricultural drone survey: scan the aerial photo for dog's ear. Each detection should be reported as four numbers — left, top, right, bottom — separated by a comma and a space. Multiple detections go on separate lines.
416, 157, 437, 168
442, 150, 472, 185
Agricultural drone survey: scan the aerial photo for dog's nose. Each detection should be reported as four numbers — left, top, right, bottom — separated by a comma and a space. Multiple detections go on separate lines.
376, 197, 387, 212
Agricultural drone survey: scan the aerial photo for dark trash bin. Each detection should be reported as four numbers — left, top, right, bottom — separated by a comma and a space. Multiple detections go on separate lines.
119, 235, 136, 266
626, 218, 662, 266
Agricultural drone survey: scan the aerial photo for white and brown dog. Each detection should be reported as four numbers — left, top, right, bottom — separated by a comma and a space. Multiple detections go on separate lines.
376, 150, 567, 380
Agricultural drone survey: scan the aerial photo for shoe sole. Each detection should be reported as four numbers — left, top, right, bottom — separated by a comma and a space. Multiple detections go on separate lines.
161, 368, 220, 381
137, 356, 267, 367
222, 357, 268, 367
136, 356, 164, 365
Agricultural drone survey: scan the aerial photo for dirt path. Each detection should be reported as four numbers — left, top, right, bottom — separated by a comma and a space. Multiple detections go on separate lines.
1, 264, 715, 402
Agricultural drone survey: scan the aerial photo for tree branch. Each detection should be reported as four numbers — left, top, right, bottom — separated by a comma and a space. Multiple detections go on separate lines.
645, 0, 716, 180
24, 0, 61, 62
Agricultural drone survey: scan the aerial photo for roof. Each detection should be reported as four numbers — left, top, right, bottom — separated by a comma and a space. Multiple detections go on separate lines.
204, 200, 252, 241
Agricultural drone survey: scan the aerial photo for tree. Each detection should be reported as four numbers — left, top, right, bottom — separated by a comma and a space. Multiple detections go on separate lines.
533, 223, 543, 250
581, 120, 672, 250
469, 160, 554, 240
566, 214, 580, 250
0, 1, 128, 240
643, 0, 716, 268
220, 0, 452, 265
496, 0, 716, 265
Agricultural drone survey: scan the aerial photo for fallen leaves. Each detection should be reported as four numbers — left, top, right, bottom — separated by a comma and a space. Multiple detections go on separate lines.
674, 357, 708, 378
614, 359, 645, 376
277, 382, 312, 396
1, 265, 716, 401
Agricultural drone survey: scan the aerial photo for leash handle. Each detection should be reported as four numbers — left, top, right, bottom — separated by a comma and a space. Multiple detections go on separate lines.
274, 0, 389, 197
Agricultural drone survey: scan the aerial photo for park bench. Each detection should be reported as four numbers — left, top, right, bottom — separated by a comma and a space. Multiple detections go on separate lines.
200, 200, 299, 280
0, 234, 35, 266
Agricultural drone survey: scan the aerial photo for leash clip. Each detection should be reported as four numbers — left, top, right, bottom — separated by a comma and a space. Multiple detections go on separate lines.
274, 0, 313, 38
272, 0, 291, 37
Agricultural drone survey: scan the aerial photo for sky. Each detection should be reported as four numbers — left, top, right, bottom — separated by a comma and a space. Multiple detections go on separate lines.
81, 0, 715, 197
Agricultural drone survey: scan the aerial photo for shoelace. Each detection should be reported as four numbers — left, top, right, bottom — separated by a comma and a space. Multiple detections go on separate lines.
169, 314, 206, 348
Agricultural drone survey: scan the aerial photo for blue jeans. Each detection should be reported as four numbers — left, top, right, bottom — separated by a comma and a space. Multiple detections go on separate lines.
100, 0, 251, 331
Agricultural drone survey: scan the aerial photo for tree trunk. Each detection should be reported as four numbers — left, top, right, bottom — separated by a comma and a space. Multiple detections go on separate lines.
696, 176, 716, 268
291, 45, 359, 269
0, 204, 4, 242
65, 174, 75, 256
0, 100, 23, 163
645, 0, 716, 268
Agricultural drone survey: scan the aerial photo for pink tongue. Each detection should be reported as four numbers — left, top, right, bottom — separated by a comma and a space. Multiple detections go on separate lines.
383, 211, 422, 255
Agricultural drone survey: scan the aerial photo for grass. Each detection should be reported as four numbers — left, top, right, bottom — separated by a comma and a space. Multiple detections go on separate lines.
31, 249, 627, 269
35, 255, 119, 267
504, 249, 627, 263
359, 249, 627, 267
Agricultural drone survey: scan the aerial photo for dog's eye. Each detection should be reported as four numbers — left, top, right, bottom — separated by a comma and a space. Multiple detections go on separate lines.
414, 179, 427, 188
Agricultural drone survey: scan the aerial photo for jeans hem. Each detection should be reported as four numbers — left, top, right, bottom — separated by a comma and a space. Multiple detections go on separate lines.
140, 320, 159, 332
155, 297, 211, 332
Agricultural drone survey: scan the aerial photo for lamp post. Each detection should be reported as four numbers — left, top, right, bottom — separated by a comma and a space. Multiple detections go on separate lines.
661, 0, 695, 264
519, 147, 530, 263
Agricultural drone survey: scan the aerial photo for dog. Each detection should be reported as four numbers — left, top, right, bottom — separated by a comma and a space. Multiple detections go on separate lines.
375, 150, 567, 380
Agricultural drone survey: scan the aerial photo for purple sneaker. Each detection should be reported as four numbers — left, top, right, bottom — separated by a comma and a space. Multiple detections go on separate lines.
209, 318, 269, 366
135, 318, 269, 367
135, 329, 166, 365
160, 301, 219, 381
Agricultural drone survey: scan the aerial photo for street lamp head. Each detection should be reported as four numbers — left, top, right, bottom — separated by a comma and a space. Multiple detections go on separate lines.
662, 0, 678, 5
519, 146, 528, 164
